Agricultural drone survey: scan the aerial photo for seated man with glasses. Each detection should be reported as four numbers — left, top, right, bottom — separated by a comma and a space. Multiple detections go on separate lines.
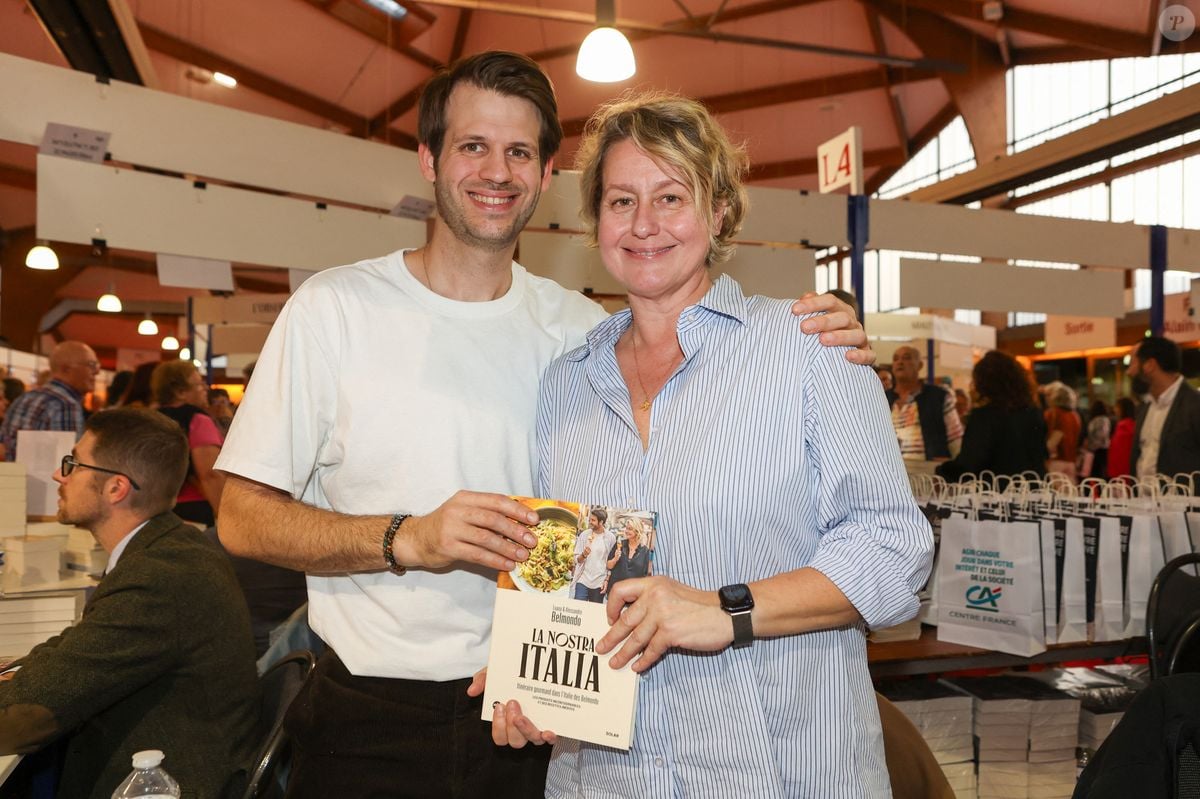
0, 408, 260, 799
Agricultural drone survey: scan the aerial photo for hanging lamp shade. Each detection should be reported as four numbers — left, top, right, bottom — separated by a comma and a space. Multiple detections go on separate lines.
25, 244, 59, 270
97, 287, 122, 313
576, 0, 635, 83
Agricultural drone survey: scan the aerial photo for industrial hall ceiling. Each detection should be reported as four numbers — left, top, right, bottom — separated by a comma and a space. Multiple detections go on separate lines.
1, 0, 1199, 360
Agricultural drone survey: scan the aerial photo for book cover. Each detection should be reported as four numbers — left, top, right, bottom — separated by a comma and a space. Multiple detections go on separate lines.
482, 497, 657, 750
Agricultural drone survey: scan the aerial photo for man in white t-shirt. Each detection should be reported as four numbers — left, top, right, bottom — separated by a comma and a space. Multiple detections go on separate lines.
215, 51, 873, 797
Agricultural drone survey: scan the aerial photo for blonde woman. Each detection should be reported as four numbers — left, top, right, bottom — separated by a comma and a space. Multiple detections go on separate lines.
507, 92, 932, 796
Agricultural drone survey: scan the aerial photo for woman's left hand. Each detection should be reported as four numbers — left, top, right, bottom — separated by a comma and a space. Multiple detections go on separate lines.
598, 577, 732, 672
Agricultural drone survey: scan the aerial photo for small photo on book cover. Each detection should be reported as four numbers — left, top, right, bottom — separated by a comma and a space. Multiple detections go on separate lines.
500, 499, 657, 604
484, 497, 657, 750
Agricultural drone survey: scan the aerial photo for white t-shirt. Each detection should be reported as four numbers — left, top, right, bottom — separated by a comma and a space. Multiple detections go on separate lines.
215, 249, 606, 680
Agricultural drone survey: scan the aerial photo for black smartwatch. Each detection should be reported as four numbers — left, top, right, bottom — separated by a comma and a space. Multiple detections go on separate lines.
718, 583, 755, 649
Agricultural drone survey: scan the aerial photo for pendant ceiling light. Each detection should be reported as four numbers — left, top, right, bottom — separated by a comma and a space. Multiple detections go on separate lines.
25, 243, 59, 270
137, 315, 159, 336
576, 0, 635, 83
161, 336, 180, 351
97, 284, 122, 313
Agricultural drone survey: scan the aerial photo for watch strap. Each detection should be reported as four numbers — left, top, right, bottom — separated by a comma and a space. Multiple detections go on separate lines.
730, 610, 753, 648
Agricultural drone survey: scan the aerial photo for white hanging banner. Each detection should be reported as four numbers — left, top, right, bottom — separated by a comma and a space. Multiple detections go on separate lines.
817, 126, 863, 195
899, 258, 1125, 318
156, 253, 235, 291
1044, 315, 1117, 354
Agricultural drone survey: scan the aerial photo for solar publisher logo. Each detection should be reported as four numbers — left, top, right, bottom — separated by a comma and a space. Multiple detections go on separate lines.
965, 585, 1003, 612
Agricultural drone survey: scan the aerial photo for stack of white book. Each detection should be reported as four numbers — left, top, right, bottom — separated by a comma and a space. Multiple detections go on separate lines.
1025, 667, 1137, 752
1028, 681, 1080, 765
945, 676, 1079, 799
0, 463, 26, 537
938, 761, 977, 799
878, 678, 975, 765
0, 592, 85, 659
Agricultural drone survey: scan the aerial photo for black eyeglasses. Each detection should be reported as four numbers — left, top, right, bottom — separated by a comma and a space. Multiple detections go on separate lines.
60, 455, 141, 491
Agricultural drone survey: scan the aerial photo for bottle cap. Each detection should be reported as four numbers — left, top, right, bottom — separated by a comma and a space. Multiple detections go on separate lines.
131, 750, 164, 769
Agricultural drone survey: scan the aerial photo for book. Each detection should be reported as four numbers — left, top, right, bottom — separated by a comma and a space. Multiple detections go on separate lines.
482, 497, 658, 750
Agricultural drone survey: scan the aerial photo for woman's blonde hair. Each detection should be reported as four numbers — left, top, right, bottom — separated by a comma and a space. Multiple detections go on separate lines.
1044, 380, 1077, 410
151, 359, 198, 406
575, 90, 748, 266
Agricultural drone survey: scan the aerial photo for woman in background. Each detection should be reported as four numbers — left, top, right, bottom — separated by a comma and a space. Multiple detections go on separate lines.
106, 370, 133, 408
1083, 399, 1113, 479
118, 362, 157, 408
152, 361, 225, 525
1107, 397, 1138, 480
1044, 381, 1082, 480
936, 351, 1046, 486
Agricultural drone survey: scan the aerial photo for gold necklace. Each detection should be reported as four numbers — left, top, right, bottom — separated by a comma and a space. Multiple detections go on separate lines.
631, 333, 680, 412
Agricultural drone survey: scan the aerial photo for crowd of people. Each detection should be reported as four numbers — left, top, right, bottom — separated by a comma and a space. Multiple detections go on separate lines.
0, 350, 238, 524
872, 335, 1200, 485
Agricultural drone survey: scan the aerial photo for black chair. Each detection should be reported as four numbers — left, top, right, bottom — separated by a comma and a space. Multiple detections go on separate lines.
241, 649, 316, 799
1148, 554, 1200, 680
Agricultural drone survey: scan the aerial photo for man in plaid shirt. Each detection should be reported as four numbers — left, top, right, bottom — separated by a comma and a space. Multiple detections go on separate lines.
0, 341, 99, 461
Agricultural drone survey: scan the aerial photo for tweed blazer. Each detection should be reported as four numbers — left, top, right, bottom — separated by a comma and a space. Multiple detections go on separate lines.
1131, 379, 1200, 479
0, 512, 260, 799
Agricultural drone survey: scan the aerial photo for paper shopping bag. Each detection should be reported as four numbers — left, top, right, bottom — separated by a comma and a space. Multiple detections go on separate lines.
1080, 515, 1124, 641
1122, 514, 1166, 638
1057, 517, 1088, 644
937, 517, 1046, 657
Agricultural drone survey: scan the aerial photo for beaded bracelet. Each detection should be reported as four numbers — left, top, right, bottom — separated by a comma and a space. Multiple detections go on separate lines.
382, 513, 410, 575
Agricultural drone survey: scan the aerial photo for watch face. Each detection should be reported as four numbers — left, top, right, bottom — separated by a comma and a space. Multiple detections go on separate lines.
720, 583, 753, 611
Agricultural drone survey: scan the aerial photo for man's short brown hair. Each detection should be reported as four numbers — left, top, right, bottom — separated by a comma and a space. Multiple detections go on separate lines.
85, 408, 188, 515
417, 51, 562, 169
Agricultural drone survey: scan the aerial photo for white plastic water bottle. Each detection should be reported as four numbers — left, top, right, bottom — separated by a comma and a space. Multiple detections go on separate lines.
110, 750, 181, 799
